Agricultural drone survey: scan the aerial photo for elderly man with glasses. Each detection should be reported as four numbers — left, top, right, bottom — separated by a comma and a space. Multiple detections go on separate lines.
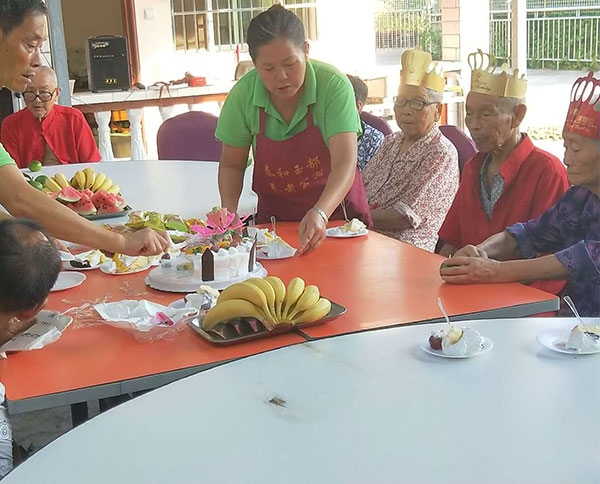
363, 48, 459, 252
1, 65, 100, 167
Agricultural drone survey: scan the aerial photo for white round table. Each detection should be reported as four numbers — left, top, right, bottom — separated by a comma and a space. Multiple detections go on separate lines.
4, 317, 599, 484
27, 160, 257, 219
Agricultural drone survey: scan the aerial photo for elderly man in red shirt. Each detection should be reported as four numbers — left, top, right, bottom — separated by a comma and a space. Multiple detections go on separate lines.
438, 49, 569, 295
1, 65, 100, 167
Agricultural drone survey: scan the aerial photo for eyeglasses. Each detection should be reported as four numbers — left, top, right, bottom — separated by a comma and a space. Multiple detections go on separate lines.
22, 89, 57, 102
393, 97, 439, 111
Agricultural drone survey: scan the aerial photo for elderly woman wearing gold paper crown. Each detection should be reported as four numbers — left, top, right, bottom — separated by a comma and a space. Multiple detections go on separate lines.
362, 48, 459, 252
441, 72, 600, 317
438, 49, 569, 295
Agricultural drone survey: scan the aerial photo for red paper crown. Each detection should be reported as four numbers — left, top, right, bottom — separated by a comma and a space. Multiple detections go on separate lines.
563, 72, 600, 139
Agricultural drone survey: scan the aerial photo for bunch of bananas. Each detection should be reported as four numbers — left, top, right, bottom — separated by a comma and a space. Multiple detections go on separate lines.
43, 168, 120, 194
202, 276, 332, 331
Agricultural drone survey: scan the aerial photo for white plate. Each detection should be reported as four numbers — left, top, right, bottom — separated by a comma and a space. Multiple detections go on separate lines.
537, 329, 600, 355
420, 337, 494, 359
62, 261, 100, 271
326, 227, 369, 238
51, 272, 86, 292
59, 240, 90, 252
59, 250, 74, 262
256, 248, 297, 260
100, 261, 152, 276
145, 263, 268, 292
61, 250, 106, 271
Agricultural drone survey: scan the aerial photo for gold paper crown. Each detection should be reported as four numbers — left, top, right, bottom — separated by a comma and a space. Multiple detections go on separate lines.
468, 49, 527, 98
400, 47, 445, 93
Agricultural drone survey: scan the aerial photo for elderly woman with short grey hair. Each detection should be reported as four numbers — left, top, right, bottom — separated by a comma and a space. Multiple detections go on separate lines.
363, 48, 459, 252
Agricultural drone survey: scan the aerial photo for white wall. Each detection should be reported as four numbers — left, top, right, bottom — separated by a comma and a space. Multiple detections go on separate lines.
62, 0, 124, 81
133, 0, 377, 86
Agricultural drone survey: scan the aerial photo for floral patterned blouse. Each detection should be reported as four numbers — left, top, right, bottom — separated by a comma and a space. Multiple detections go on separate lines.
362, 125, 459, 252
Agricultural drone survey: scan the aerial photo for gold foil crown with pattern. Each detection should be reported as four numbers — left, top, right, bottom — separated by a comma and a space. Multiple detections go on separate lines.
400, 47, 445, 93
468, 49, 527, 99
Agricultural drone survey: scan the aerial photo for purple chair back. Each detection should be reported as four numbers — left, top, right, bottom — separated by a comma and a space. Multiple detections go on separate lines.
439, 124, 477, 177
157, 111, 221, 161
360, 111, 393, 136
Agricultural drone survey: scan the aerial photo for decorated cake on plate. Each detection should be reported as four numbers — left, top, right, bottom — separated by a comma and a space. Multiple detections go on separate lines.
146, 208, 262, 291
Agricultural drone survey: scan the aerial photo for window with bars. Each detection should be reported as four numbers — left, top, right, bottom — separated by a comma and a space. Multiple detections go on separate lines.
172, 0, 318, 52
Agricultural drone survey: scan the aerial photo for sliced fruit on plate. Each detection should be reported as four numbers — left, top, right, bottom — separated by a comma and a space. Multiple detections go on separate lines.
91, 190, 127, 214
72, 191, 97, 216
56, 186, 81, 203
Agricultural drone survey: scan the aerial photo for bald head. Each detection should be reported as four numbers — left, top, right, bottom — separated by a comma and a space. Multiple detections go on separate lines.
30, 65, 57, 90
23, 65, 59, 120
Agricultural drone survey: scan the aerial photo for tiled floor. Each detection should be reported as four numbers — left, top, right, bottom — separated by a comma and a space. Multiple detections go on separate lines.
11, 401, 100, 456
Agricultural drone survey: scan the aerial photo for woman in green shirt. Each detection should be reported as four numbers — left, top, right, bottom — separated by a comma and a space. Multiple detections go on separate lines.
217, 5, 371, 255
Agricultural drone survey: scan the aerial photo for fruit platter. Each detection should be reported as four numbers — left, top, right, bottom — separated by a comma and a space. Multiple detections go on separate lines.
187, 276, 347, 345
24, 168, 131, 219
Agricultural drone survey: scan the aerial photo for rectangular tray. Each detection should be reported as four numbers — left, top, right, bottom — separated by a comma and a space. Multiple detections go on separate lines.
82, 207, 132, 221
188, 300, 346, 345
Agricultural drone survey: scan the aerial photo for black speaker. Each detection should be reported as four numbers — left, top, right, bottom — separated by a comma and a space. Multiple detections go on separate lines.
86, 35, 130, 92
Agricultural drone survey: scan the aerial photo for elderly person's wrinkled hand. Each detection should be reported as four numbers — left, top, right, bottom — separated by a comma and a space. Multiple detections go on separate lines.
121, 228, 169, 256
296, 210, 326, 256
440, 256, 504, 284
453, 244, 488, 258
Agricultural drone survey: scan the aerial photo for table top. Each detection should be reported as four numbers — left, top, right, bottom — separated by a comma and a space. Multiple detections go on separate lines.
4, 317, 598, 484
0, 222, 557, 413
70, 82, 235, 112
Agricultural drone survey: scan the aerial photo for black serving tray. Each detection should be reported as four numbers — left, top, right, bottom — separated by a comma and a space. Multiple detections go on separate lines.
188, 300, 346, 345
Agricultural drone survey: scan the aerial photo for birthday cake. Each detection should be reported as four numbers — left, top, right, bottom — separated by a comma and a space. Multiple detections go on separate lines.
145, 208, 266, 292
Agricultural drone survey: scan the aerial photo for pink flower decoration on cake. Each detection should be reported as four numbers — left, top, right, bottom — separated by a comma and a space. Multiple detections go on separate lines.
190, 207, 249, 237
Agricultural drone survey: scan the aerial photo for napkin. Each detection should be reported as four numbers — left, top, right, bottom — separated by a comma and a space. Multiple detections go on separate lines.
0, 311, 73, 355
94, 300, 197, 333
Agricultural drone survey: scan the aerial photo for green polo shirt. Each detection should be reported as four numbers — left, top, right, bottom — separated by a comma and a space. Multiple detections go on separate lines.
216, 59, 361, 150
0, 143, 15, 168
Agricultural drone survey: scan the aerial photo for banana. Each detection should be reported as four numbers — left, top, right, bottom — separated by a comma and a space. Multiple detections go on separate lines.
44, 177, 62, 193
98, 177, 113, 192
282, 277, 305, 322
287, 285, 320, 321
244, 278, 278, 323
264, 276, 286, 321
218, 282, 270, 320
83, 167, 96, 189
106, 184, 120, 195
91, 172, 106, 192
53, 172, 70, 189
202, 299, 264, 331
293, 297, 331, 324
74, 170, 86, 189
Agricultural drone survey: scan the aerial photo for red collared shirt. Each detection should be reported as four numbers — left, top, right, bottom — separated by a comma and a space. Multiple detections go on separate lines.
438, 134, 570, 295
0, 104, 101, 168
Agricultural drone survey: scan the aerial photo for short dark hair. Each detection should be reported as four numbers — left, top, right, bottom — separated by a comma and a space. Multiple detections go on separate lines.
347, 74, 368, 105
246, 5, 305, 62
0, 219, 60, 313
0, 0, 47, 36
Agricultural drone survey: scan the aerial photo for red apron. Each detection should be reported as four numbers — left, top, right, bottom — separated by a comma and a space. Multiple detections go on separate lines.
253, 108, 372, 226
